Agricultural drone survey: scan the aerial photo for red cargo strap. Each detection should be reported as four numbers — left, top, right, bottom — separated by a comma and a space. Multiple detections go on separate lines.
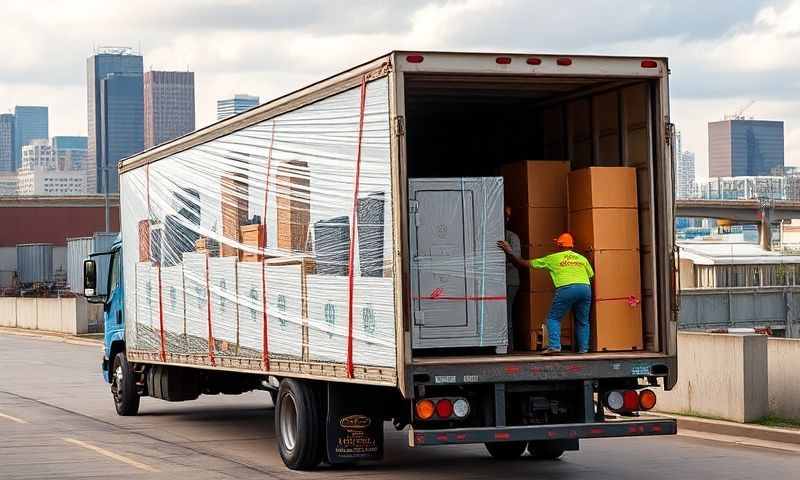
260, 121, 276, 370
205, 254, 216, 367
345, 75, 368, 378
416, 295, 507, 301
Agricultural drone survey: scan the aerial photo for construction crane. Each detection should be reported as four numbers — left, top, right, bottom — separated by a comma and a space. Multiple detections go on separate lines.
725, 100, 756, 120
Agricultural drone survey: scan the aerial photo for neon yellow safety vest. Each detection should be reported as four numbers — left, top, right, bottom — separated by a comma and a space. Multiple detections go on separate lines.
530, 250, 594, 288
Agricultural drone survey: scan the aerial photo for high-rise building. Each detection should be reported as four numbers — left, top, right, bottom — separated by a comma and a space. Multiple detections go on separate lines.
13, 106, 48, 170
708, 119, 784, 177
52, 136, 88, 171
87, 48, 144, 194
21, 139, 55, 171
0, 171, 17, 195
676, 150, 696, 199
0, 114, 14, 172
217, 94, 259, 121
144, 71, 196, 149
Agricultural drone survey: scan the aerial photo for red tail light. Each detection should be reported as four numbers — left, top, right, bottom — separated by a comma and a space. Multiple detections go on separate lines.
436, 399, 453, 418
496, 56, 512, 65
641, 59, 658, 68
622, 390, 639, 411
406, 54, 424, 64
526, 57, 542, 65
556, 58, 573, 66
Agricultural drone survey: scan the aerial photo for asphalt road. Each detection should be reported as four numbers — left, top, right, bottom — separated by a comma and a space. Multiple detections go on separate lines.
2, 332, 800, 480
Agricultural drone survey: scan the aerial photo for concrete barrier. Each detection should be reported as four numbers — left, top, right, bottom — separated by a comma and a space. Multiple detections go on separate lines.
658, 332, 768, 423
768, 338, 800, 420
0, 297, 94, 335
0, 297, 16, 327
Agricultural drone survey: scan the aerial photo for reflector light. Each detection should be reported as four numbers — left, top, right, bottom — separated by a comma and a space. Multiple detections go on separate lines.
416, 399, 435, 420
453, 398, 470, 418
606, 391, 625, 411
436, 399, 453, 418
639, 389, 657, 410
496, 56, 512, 65
406, 54, 424, 64
622, 390, 639, 411
641, 59, 658, 68
556, 58, 573, 66
526, 57, 542, 65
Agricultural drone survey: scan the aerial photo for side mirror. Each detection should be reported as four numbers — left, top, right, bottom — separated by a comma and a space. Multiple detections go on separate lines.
84, 259, 104, 303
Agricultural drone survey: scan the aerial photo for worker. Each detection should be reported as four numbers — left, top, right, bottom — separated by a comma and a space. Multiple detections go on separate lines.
503, 206, 521, 351
498, 233, 593, 355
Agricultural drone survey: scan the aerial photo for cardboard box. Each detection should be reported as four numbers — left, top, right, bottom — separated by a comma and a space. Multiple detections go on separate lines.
514, 291, 574, 351
276, 160, 311, 252
590, 250, 642, 301
239, 224, 264, 262
568, 167, 638, 211
220, 174, 249, 257
569, 208, 640, 252
592, 298, 644, 352
502, 160, 570, 208
138, 220, 150, 262
520, 244, 558, 293
509, 206, 566, 248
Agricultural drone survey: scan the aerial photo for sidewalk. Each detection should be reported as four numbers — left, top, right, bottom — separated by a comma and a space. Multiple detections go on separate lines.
0, 326, 103, 347
653, 413, 800, 452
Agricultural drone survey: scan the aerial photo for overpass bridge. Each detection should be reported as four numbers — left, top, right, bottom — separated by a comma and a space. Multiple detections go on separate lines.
675, 198, 800, 250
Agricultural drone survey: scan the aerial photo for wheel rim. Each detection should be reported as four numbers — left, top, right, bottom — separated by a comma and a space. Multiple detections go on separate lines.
112, 364, 123, 404
279, 392, 298, 452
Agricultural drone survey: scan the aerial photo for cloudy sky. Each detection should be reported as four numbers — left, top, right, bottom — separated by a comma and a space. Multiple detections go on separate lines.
2, 0, 799, 178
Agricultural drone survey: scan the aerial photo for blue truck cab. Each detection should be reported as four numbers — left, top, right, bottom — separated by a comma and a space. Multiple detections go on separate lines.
99, 235, 125, 384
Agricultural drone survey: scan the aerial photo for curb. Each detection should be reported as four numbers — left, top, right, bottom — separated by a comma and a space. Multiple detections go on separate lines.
655, 413, 800, 446
0, 327, 103, 347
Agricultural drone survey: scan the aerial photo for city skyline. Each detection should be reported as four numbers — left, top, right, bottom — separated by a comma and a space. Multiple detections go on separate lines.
144, 70, 195, 149
1, 1, 799, 178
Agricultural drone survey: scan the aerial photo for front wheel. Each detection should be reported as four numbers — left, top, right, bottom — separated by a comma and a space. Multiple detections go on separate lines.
111, 352, 140, 416
527, 440, 565, 460
485, 441, 527, 459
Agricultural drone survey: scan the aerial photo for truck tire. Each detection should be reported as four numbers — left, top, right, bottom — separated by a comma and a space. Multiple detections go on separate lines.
527, 440, 565, 460
111, 352, 140, 416
275, 379, 323, 470
485, 441, 527, 459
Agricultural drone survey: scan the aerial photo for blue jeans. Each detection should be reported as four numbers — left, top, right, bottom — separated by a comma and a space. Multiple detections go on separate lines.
547, 283, 591, 352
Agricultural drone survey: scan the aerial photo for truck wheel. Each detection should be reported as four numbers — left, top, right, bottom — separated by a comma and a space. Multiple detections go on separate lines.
527, 440, 565, 460
275, 379, 323, 470
111, 352, 140, 416
485, 441, 527, 459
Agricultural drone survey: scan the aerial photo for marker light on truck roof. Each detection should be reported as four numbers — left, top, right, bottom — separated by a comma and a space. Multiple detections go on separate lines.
416, 399, 435, 420
526, 57, 542, 65
452, 398, 470, 418
638, 389, 657, 411
556, 57, 573, 66
641, 59, 658, 68
406, 54, 425, 63
495, 56, 512, 64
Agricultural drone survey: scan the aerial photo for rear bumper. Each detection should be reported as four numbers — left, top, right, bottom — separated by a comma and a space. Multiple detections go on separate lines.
409, 418, 676, 447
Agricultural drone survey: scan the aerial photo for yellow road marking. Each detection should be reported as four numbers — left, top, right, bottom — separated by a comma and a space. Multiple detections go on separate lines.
62, 437, 160, 473
0, 412, 27, 424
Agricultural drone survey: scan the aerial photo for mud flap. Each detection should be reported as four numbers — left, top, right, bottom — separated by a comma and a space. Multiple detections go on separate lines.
325, 383, 384, 464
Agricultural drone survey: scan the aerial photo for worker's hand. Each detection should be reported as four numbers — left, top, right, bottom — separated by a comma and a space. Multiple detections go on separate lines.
497, 240, 512, 254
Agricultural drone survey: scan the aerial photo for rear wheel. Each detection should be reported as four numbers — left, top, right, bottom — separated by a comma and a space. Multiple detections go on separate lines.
275, 379, 324, 470
485, 441, 527, 459
111, 352, 140, 416
527, 440, 565, 460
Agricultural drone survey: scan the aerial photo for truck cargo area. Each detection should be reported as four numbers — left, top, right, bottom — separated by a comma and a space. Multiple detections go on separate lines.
403, 72, 667, 359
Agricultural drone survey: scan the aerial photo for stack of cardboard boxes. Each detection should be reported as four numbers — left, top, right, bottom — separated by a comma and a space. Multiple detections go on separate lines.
502, 161, 573, 350
568, 167, 643, 351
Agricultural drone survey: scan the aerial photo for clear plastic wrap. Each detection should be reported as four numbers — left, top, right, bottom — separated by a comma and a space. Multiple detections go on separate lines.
120, 76, 396, 375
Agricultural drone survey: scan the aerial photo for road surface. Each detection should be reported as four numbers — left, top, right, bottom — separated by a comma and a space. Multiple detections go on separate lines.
1, 331, 799, 479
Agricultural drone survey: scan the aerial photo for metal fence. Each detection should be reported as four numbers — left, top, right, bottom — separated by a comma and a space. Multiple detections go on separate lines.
679, 287, 800, 338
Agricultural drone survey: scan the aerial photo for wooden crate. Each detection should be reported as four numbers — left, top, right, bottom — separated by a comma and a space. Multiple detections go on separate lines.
276, 161, 310, 252
220, 174, 249, 257
239, 224, 264, 262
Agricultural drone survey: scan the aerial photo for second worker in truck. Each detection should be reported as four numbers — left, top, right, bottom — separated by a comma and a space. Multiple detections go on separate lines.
498, 233, 594, 355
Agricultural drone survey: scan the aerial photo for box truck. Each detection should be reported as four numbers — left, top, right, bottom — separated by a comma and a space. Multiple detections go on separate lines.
84, 51, 678, 470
